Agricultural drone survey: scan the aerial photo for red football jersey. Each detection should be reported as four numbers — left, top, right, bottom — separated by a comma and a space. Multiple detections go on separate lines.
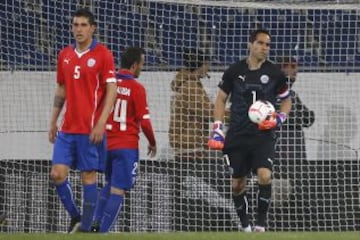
106, 70, 155, 150
57, 39, 116, 133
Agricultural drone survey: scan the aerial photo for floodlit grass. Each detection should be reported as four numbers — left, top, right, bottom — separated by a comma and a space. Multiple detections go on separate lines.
0, 232, 359, 240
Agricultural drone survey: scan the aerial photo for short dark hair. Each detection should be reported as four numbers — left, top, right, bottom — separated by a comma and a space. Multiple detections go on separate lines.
121, 47, 145, 69
183, 48, 210, 72
72, 8, 96, 26
249, 29, 271, 43
277, 56, 297, 66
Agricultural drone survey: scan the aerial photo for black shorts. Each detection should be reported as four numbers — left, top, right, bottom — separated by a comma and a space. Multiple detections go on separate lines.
223, 134, 276, 178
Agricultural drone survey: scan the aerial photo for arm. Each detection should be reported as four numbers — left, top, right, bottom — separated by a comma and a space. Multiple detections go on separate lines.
258, 68, 292, 130
294, 94, 315, 127
258, 96, 292, 130
208, 89, 229, 150
141, 118, 157, 158
214, 89, 229, 122
90, 82, 117, 143
208, 66, 232, 149
279, 96, 292, 116
90, 49, 117, 143
48, 84, 65, 143
136, 84, 156, 157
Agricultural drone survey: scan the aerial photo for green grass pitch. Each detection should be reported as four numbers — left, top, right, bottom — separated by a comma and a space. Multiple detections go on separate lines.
0, 232, 359, 240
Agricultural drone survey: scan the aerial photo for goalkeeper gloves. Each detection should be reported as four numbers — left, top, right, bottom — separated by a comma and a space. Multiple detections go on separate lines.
208, 121, 225, 150
258, 112, 287, 130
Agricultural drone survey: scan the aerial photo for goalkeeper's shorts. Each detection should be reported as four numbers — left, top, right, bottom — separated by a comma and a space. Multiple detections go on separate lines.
224, 134, 275, 178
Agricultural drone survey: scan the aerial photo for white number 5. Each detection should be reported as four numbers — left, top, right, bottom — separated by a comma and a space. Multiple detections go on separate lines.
113, 99, 128, 131
74, 66, 80, 79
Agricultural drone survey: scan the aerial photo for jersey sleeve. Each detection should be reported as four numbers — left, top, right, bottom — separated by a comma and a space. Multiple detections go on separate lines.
102, 49, 116, 84
56, 50, 64, 85
134, 84, 156, 146
134, 84, 150, 121
218, 65, 234, 94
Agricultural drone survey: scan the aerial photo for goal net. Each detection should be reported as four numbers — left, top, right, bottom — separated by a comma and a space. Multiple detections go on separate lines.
0, 0, 359, 232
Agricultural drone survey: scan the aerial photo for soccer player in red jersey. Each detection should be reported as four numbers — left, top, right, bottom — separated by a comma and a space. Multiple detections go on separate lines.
48, 9, 117, 233
91, 47, 156, 233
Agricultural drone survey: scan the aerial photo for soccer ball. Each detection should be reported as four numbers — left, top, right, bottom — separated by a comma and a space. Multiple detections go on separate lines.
248, 100, 275, 124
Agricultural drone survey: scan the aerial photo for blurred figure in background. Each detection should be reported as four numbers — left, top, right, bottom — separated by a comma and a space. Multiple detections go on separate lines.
169, 48, 212, 156
274, 56, 315, 229
169, 48, 231, 231
275, 56, 315, 178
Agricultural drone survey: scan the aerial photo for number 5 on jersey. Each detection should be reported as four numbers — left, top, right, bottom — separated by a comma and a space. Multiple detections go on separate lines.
113, 99, 128, 131
74, 65, 80, 79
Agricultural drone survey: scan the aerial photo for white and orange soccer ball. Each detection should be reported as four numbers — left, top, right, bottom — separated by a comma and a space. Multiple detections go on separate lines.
248, 100, 275, 124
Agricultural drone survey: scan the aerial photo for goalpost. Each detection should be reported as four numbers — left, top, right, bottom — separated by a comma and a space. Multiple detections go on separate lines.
0, 0, 359, 232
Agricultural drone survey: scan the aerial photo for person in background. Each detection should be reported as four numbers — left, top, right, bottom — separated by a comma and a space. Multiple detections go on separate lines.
274, 56, 315, 229
169, 48, 231, 231
275, 56, 315, 172
169, 48, 212, 158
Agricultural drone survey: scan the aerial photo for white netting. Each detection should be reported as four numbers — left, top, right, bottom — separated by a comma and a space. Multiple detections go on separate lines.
0, 0, 359, 233
151, 0, 360, 10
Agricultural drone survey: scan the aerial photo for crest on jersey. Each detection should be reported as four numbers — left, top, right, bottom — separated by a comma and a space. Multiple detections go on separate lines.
260, 75, 269, 84
87, 58, 96, 67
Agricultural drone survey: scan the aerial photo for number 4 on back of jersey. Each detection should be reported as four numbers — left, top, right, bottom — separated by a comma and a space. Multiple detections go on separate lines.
113, 99, 128, 131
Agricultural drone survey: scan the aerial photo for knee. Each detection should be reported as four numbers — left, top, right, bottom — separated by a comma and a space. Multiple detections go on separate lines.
81, 171, 97, 185
257, 168, 272, 185
232, 178, 247, 194
50, 168, 67, 184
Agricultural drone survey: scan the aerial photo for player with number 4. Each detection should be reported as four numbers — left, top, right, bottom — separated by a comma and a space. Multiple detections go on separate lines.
208, 29, 291, 232
91, 47, 157, 233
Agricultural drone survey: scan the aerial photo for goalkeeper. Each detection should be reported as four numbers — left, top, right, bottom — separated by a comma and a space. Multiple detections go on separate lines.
208, 29, 291, 232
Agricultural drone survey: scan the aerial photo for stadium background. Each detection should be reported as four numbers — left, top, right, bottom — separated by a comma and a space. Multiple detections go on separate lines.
0, 0, 359, 233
